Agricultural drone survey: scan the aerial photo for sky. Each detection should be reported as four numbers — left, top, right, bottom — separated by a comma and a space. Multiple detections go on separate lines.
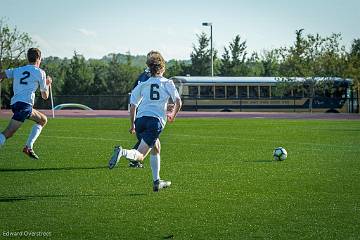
1, 0, 360, 60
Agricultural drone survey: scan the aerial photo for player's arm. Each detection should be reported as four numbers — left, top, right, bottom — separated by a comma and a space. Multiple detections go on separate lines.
129, 84, 142, 134
167, 97, 182, 123
166, 81, 182, 123
40, 76, 52, 100
129, 104, 137, 134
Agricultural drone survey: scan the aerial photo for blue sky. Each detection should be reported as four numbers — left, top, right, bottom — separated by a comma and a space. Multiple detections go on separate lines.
1, 0, 359, 60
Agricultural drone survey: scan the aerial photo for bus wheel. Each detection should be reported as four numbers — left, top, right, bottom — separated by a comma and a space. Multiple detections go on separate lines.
326, 109, 339, 113
221, 109, 232, 112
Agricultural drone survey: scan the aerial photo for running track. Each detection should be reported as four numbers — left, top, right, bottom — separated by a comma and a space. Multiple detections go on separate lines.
1, 109, 360, 120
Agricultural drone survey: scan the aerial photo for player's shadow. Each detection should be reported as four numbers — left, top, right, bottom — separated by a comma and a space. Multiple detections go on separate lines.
0, 197, 28, 203
0, 192, 148, 202
0, 194, 105, 203
0, 166, 108, 172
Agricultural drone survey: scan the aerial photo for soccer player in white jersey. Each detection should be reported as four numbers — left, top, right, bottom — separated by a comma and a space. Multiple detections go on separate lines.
108, 51, 182, 192
0, 48, 52, 159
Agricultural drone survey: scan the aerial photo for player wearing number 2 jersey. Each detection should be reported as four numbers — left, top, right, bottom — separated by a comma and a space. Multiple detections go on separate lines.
0, 48, 52, 159
108, 51, 182, 192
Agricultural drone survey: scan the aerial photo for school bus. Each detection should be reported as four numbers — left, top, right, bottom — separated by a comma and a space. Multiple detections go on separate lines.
170, 76, 354, 113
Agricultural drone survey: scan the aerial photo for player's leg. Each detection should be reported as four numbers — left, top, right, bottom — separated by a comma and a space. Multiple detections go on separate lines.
108, 117, 160, 170
1, 102, 29, 149
150, 139, 161, 181
123, 139, 151, 162
0, 119, 23, 148
125, 116, 161, 162
109, 116, 148, 169
151, 139, 171, 192
108, 139, 150, 169
128, 140, 144, 168
23, 109, 48, 159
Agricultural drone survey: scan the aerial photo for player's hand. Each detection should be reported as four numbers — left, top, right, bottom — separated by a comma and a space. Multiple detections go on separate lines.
129, 125, 136, 134
167, 112, 175, 123
46, 76, 52, 86
167, 103, 175, 112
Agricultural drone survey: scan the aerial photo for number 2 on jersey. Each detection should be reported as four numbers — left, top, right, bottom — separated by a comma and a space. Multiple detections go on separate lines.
20, 71, 30, 85
150, 84, 160, 100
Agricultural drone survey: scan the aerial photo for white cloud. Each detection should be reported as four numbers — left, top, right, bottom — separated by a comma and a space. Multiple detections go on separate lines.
76, 28, 97, 37
31, 34, 62, 57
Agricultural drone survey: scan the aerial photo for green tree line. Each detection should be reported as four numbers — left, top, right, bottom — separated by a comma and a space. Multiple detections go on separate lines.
1, 19, 359, 109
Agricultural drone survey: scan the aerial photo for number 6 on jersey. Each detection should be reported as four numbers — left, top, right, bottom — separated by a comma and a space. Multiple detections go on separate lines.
150, 84, 160, 100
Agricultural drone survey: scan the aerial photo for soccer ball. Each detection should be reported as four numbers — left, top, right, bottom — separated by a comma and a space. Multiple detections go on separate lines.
273, 147, 287, 161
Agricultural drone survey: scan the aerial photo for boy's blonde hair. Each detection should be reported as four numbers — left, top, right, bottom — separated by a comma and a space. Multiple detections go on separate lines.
146, 51, 165, 76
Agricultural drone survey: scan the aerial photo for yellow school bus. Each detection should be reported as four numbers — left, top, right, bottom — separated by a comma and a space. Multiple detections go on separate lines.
170, 76, 354, 113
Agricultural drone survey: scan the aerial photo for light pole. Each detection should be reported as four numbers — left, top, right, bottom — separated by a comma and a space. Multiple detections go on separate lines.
202, 22, 213, 77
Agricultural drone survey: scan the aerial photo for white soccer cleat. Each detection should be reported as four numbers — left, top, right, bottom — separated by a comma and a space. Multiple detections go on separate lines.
108, 146, 122, 169
153, 179, 171, 192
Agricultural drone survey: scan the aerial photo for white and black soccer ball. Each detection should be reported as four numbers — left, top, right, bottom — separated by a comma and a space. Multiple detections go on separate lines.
273, 147, 287, 161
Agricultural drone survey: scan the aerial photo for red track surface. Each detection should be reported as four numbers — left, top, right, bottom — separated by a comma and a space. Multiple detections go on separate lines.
1, 109, 360, 120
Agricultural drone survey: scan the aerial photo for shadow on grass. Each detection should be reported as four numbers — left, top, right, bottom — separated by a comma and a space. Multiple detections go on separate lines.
0, 194, 105, 203
243, 160, 274, 163
0, 166, 108, 172
0, 197, 28, 203
163, 234, 174, 239
0, 192, 148, 202
128, 193, 147, 197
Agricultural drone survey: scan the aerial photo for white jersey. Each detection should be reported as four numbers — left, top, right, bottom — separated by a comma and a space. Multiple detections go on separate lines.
5, 64, 47, 106
130, 76, 180, 126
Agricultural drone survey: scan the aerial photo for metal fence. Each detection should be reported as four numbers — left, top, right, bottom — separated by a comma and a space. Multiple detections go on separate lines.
33, 94, 359, 113
34, 95, 129, 110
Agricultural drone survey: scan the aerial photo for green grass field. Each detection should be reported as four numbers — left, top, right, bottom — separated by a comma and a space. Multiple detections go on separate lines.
0, 117, 359, 239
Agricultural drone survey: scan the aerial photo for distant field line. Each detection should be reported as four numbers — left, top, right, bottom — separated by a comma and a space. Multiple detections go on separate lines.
17, 133, 359, 150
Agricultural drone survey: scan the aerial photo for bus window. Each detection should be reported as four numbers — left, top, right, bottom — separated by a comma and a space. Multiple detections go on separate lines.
271, 86, 282, 97
315, 88, 325, 97
249, 86, 258, 98
333, 87, 345, 98
215, 86, 225, 98
284, 89, 292, 97
226, 86, 237, 99
189, 86, 199, 97
260, 86, 270, 98
200, 86, 214, 98
238, 86, 247, 98
293, 88, 303, 97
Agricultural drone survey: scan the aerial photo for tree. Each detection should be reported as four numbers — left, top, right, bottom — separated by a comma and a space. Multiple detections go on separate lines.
107, 53, 141, 95
42, 56, 69, 95
345, 39, 360, 113
246, 52, 263, 76
62, 52, 94, 95
0, 18, 33, 108
279, 29, 307, 77
229, 35, 247, 75
190, 32, 212, 76
220, 47, 232, 76
278, 30, 347, 112
165, 60, 184, 78
220, 35, 248, 76
89, 59, 108, 95
261, 49, 280, 76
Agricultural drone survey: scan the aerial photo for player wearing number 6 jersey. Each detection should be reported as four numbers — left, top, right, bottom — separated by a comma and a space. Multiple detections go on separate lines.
0, 48, 52, 159
108, 50, 182, 192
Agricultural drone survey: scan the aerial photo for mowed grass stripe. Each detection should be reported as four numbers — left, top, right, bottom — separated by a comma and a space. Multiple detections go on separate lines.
0, 117, 359, 239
